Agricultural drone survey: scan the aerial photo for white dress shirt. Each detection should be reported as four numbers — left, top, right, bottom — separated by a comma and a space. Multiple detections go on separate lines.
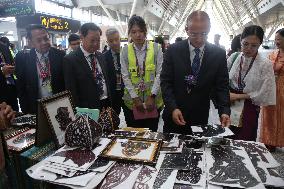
120, 41, 163, 99
188, 40, 205, 66
80, 45, 108, 100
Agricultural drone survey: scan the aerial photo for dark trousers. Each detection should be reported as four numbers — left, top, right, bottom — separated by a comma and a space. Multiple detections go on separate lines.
122, 104, 161, 132
2, 84, 18, 111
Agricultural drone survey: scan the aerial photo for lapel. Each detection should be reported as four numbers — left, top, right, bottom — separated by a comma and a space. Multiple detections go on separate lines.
29, 49, 39, 88
180, 40, 192, 75
97, 52, 108, 82
197, 42, 210, 79
48, 48, 56, 86
76, 48, 94, 79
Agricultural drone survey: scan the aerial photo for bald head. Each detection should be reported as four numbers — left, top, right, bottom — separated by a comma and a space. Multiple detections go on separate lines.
185, 11, 211, 48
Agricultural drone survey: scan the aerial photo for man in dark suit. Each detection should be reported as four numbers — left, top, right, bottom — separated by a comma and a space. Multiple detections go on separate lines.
103, 28, 123, 114
161, 11, 231, 135
63, 23, 112, 110
0, 43, 18, 111
15, 24, 65, 114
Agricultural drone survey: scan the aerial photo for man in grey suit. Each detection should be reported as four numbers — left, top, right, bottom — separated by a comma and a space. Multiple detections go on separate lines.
63, 23, 112, 110
161, 11, 231, 135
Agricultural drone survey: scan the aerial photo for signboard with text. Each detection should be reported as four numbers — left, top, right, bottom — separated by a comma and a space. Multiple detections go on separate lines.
16, 13, 81, 33
0, 0, 35, 17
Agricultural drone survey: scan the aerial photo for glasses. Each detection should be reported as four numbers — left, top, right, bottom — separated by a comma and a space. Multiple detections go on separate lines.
188, 32, 208, 38
241, 42, 260, 50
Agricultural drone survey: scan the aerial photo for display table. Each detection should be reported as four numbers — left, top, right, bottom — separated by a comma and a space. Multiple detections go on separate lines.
26, 127, 284, 189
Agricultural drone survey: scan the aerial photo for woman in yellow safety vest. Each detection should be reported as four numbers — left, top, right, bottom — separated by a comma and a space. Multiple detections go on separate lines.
120, 15, 163, 131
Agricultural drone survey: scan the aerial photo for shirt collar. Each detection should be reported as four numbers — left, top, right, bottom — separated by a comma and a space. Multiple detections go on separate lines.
133, 41, 147, 51
188, 39, 205, 53
35, 49, 49, 59
80, 45, 95, 58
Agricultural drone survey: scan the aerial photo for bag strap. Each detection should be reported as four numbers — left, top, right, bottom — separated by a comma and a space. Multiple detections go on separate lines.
229, 52, 240, 72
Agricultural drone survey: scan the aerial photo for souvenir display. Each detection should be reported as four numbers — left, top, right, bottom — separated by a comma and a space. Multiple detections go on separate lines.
40, 91, 75, 147
99, 163, 143, 189
114, 130, 138, 138
133, 165, 158, 189
98, 107, 120, 135
153, 169, 178, 189
46, 138, 111, 171
89, 157, 115, 172
101, 138, 162, 164
225, 139, 279, 168
175, 151, 205, 186
11, 114, 36, 126
206, 145, 265, 189
160, 149, 193, 170
65, 115, 103, 149
5, 127, 36, 152
191, 124, 234, 138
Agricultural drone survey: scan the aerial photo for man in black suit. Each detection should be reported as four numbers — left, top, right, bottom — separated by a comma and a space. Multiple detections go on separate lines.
161, 11, 231, 135
15, 24, 65, 114
0, 43, 18, 111
103, 28, 123, 114
63, 23, 112, 110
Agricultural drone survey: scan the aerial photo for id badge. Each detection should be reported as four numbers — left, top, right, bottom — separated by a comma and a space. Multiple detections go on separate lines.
150, 73, 155, 81
116, 74, 122, 90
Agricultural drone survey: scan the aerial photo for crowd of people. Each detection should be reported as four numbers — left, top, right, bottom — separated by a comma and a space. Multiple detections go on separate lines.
1, 10, 284, 187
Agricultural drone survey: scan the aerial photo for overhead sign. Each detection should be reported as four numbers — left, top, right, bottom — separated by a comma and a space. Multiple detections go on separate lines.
0, 0, 35, 17
16, 13, 81, 33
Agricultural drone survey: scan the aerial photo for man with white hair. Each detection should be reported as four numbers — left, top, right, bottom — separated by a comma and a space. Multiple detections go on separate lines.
103, 28, 124, 114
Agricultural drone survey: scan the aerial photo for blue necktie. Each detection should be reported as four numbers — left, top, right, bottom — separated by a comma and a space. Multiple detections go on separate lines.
192, 48, 200, 76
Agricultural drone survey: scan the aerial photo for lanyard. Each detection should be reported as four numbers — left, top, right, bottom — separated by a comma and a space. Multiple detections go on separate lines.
237, 54, 256, 90
133, 42, 147, 78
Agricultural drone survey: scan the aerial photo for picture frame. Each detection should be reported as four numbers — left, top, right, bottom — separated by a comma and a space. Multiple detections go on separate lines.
100, 137, 162, 164
4, 127, 36, 153
39, 91, 75, 148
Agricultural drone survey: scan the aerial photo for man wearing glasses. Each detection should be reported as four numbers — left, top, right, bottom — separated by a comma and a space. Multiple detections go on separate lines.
161, 10, 231, 135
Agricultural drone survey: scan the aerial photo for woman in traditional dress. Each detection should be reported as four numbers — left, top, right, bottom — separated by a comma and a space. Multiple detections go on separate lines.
120, 15, 163, 131
261, 28, 284, 150
228, 25, 276, 141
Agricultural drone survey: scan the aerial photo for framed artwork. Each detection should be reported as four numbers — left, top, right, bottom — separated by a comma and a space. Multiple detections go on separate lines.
4, 127, 36, 153
40, 91, 75, 148
101, 138, 162, 164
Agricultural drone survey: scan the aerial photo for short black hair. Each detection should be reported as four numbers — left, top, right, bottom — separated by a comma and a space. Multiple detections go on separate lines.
80, 23, 102, 37
231, 34, 241, 53
276, 28, 284, 37
175, 37, 183, 43
128, 15, 147, 35
26, 24, 47, 39
241, 25, 264, 44
0, 36, 10, 46
68, 33, 80, 43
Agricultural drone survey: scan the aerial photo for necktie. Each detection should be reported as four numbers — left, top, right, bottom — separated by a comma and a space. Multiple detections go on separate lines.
192, 48, 201, 76
89, 54, 104, 96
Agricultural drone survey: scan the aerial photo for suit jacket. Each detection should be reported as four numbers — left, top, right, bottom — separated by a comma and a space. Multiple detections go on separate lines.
161, 40, 230, 127
0, 43, 18, 110
15, 47, 65, 114
63, 48, 112, 109
103, 49, 124, 113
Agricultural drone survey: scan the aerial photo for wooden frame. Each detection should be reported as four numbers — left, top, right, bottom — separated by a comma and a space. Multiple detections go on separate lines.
38, 91, 75, 148
4, 127, 35, 153
100, 137, 162, 164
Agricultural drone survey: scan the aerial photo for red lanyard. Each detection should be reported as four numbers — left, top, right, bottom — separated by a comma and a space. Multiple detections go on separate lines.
133, 43, 147, 78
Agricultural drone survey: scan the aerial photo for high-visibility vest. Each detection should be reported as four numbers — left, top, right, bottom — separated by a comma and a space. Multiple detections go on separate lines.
123, 41, 163, 109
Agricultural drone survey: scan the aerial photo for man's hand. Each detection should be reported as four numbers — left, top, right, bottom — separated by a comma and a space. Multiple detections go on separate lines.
0, 102, 15, 120
133, 97, 145, 112
1, 64, 15, 76
145, 96, 155, 112
172, 109, 186, 126
220, 114, 230, 127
